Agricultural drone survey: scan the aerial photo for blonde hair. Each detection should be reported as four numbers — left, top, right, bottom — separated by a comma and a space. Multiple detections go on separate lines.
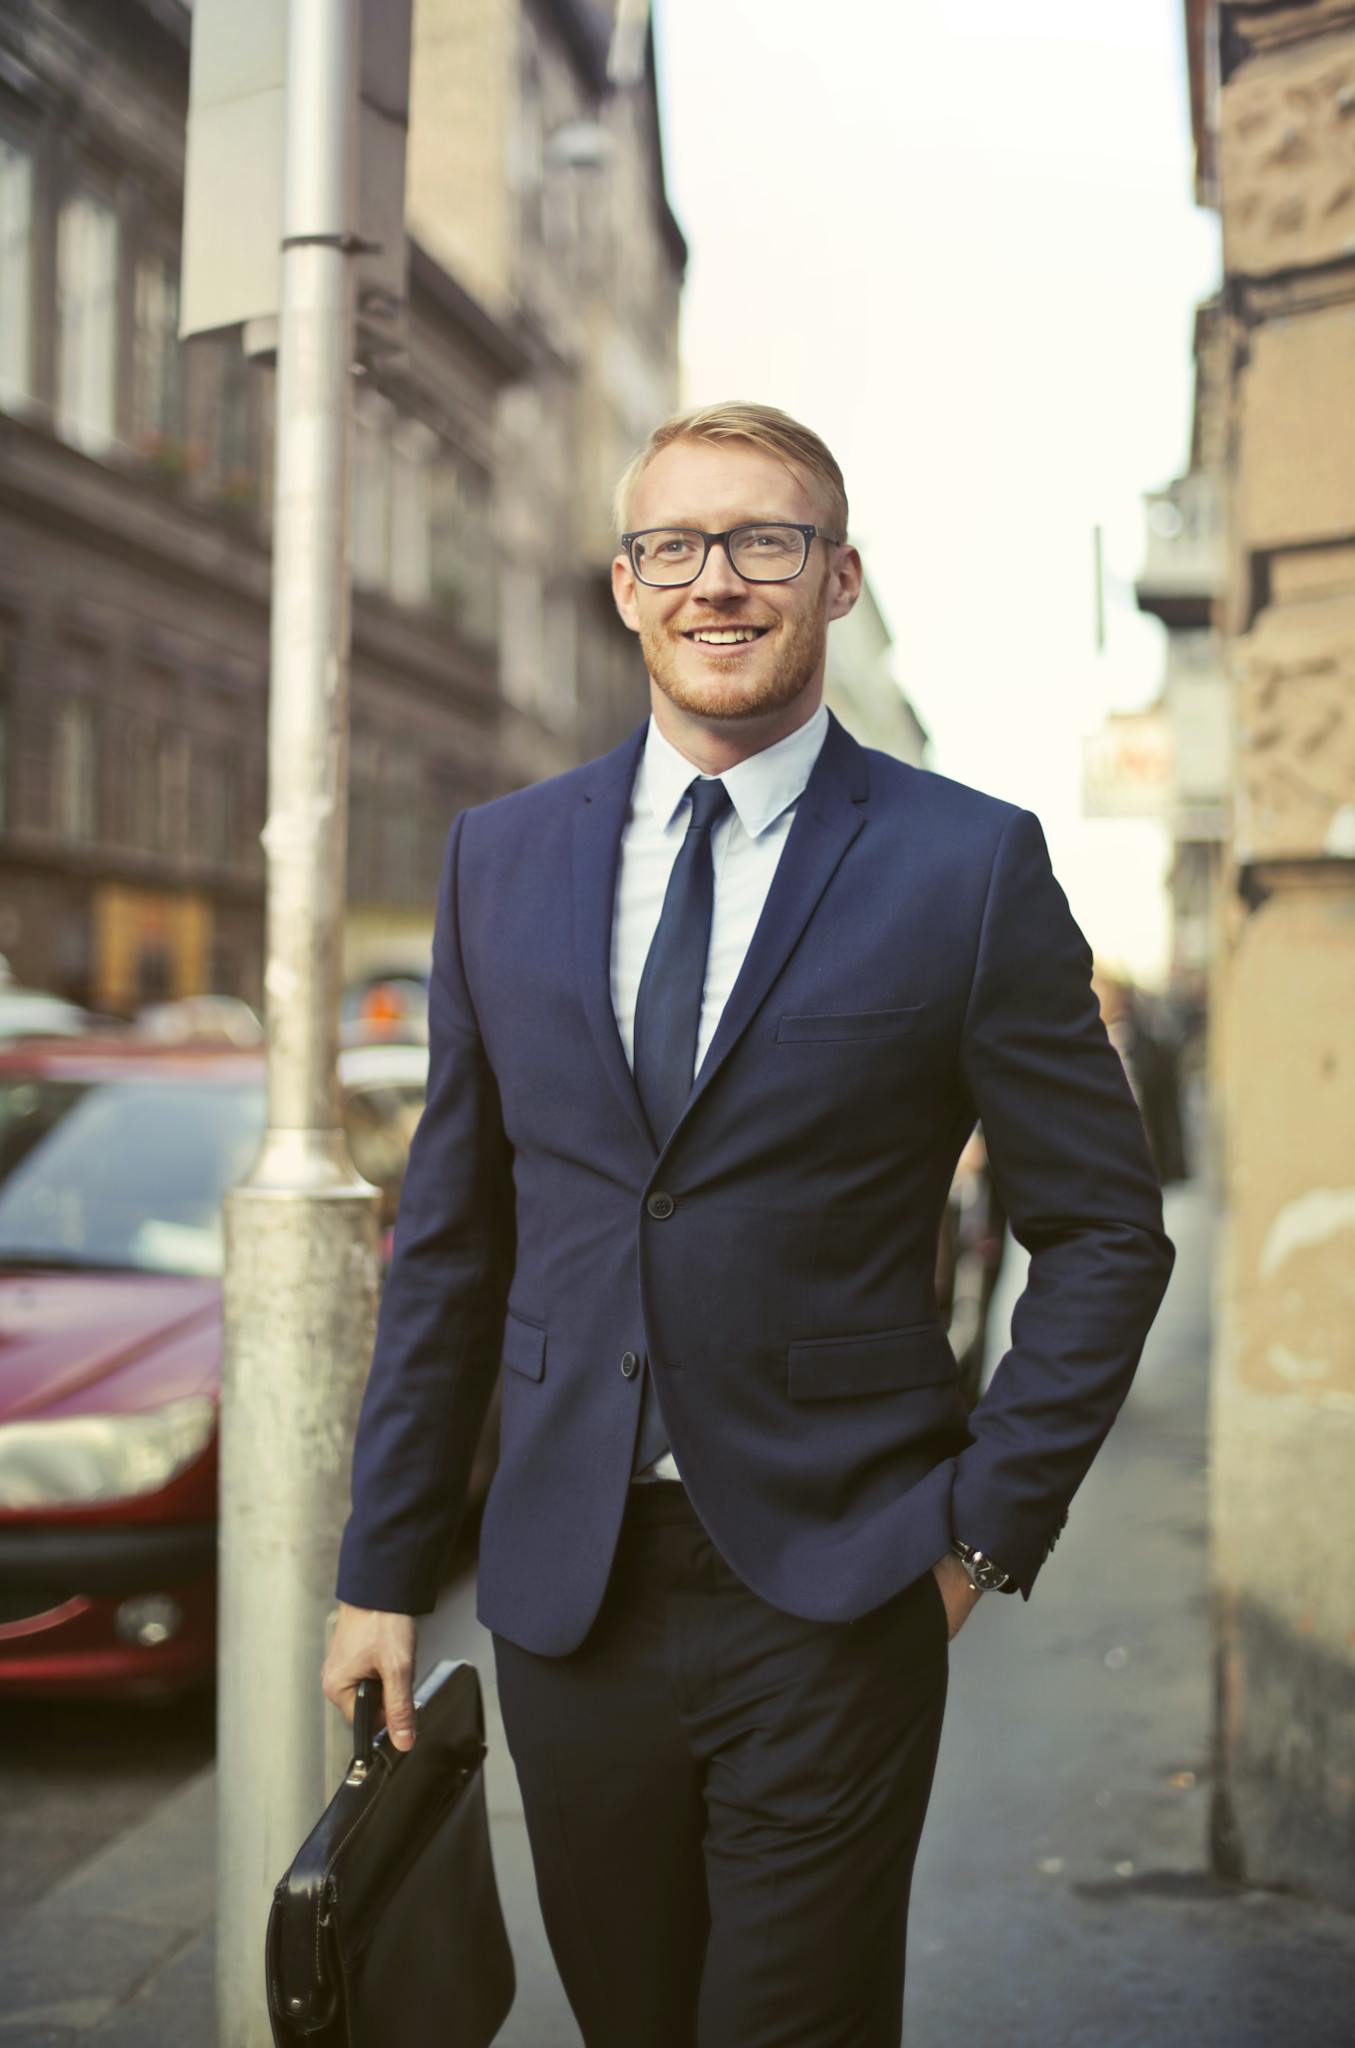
612, 401, 849, 542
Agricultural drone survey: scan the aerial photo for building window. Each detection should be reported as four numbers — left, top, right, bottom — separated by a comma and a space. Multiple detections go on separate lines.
430, 449, 496, 645
54, 699, 97, 841
345, 736, 428, 903
195, 744, 238, 866
500, 564, 544, 714
425, 764, 468, 879
0, 136, 34, 413
126, 718, 159, 853
209, 335, 257, 508
347, 730, 381, 898
351, 395, 457, 613
56, 189, 119, 455
389, 420, 436, 608
351, 389, 394, 590
513, 50, 546, 248
12, 702, 52, 833
382, 750, 421, 902
544, 583, 577, 725
0, 609, 16, 834
131, 250, 183, 456
156, 726, 189, 859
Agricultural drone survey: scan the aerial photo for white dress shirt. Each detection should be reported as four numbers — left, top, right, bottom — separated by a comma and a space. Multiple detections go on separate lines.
611, 701, 830, 1479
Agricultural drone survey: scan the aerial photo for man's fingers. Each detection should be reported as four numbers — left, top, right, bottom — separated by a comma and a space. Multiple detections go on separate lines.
381, 1662, 417, 1750
320, 1661, 352, 1719
321, 1665, 365, 1724
320, 1608, 418, 1745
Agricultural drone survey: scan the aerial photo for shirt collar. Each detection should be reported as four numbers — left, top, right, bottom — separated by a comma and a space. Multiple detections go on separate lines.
638, 702, 830, 841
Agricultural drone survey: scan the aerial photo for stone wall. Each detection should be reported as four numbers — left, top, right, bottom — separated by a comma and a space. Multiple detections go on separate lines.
1203, 0, 1355, 1911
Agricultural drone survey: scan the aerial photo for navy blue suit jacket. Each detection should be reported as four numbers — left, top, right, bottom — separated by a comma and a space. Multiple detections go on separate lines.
336, 712, 1174, 1654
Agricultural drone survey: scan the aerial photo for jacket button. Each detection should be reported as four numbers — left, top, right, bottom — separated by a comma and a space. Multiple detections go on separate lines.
647, 1191, 675, 1219
620, 1351, 639, 1380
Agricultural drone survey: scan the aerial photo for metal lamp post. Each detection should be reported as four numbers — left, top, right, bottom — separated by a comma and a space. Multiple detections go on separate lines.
215, 2, 382, 2039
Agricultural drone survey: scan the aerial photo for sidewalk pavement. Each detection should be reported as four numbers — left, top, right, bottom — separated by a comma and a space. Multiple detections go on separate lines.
3, 1181, 1354, 2045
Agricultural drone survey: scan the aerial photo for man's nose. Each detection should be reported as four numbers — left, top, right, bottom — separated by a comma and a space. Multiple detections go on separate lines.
690, 537, 747, 598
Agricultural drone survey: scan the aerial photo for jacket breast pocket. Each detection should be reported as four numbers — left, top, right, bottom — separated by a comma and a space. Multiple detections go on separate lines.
787, 1323, 955, 1401
501, 1311, 546, 1381
776, 1006, 923, 1043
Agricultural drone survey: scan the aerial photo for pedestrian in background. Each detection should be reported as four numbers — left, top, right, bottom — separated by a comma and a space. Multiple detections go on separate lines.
323, 402, 1174, 2046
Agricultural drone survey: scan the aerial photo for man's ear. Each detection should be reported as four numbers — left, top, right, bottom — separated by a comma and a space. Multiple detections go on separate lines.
827, 543, 864, 626
612, 551, 642, 634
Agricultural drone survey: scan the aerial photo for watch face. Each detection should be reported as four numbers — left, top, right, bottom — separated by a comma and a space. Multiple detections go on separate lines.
958, 1545, 1005, 1592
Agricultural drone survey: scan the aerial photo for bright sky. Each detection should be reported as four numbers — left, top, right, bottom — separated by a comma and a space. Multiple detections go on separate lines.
653, 0, 1222, 984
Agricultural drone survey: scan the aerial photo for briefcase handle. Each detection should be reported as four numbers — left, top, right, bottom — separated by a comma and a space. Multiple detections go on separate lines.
353, 1675, 380, 1774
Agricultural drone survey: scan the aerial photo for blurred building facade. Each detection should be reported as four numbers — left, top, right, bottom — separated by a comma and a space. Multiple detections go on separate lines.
824, 576, 929, 768
1134, 303, 1231, 989
406, 0, 686, 787
1185, 0, 1355, 1910
0, 0, 684, 1006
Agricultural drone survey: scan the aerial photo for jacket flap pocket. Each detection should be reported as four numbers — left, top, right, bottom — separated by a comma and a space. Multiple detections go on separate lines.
777, 1006, 922, 1043
501, 1311, 546, 1381
787, 1323, 954, 1401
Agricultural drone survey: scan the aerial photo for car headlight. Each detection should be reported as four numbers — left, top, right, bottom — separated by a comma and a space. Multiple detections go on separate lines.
0, 1397, 217, 1511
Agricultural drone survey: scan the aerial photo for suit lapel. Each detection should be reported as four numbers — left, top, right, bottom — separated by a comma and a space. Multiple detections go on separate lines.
674, 712, 870, 1139
571, 723, 655, 1150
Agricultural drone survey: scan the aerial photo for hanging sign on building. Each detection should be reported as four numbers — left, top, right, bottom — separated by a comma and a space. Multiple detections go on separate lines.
1082, 706, 1172, 819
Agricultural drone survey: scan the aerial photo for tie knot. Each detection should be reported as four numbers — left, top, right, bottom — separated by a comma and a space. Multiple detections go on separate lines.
685, 777, 732, 834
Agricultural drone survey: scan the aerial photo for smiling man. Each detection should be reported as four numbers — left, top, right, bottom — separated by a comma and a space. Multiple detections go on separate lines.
615, 431, 851, 741
325, 402, 1174, 2046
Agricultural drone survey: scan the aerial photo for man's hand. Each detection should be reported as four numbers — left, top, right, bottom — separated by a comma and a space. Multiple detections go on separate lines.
322, 1602, 418, 1751
931, 1551, 984, 1641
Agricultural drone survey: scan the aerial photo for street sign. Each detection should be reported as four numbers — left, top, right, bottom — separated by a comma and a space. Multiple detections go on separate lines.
180, 0, 411, 361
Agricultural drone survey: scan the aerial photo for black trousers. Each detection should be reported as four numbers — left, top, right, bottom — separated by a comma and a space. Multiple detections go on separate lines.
493, 1483, 949, 2048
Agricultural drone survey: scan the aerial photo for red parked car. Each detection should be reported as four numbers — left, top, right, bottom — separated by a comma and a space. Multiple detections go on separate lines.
0, 1036, 436, 1699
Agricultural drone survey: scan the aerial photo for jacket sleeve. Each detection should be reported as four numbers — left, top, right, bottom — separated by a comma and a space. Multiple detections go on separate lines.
336, 811, 515, 1614
952, 807, 1175, 1595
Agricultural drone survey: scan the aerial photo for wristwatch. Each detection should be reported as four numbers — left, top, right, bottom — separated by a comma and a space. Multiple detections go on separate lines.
950, 1538, 1011, 1594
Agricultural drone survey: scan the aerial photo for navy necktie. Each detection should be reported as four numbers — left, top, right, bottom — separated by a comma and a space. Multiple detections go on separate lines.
630, 773, 732, 1473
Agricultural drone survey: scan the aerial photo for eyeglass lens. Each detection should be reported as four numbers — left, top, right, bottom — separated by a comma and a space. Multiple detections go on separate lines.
631, 526, 809, 585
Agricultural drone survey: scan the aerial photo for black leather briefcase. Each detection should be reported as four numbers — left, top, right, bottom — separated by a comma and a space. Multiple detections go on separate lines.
265, 1659, 515, 2047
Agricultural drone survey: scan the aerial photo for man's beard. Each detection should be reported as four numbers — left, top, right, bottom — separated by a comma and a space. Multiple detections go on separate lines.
640, 580, 830, 723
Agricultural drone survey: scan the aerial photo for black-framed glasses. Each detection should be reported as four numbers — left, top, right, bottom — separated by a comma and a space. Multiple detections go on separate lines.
619, 522, 844, 588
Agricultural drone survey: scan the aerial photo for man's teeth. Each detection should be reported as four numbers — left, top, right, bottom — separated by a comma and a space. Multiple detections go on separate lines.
689, 628, 765, 644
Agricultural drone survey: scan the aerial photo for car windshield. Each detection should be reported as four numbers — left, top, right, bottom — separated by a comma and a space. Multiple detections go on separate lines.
0, 1077, 266, 1276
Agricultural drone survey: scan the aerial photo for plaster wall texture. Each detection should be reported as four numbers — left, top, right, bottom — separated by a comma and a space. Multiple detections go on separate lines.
1212, 889, 1355, 1907
1228, 0, 1355, 35
1205, 0, 1355, 1911
1222, 888, 1355, 1405
1233, 592, 1355, 859
1219, 24, 1355, 278
1238, 305, 1355, 551
1212, 1219, 1355, 1908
